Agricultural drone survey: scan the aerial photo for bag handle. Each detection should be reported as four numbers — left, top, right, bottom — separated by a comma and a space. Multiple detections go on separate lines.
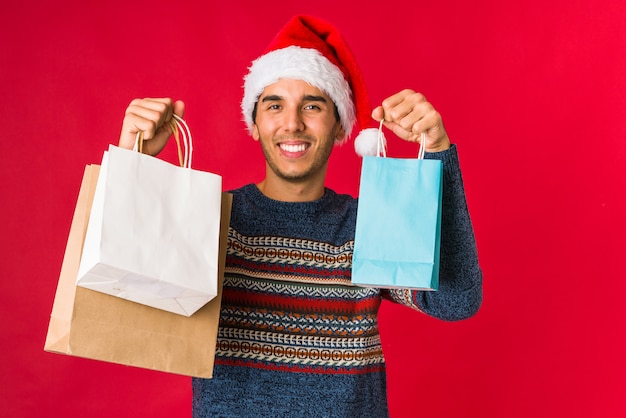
134, 114, 193, 168
375, 119, 426, 160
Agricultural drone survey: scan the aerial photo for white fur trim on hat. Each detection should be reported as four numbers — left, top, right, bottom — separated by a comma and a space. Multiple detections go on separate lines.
241, 46, 356, 143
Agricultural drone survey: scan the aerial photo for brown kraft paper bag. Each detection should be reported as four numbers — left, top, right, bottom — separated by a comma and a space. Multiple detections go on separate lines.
44, 164, 232, 378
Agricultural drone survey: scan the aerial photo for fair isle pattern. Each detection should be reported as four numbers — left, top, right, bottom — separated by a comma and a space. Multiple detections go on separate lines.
218, 277, 380, 337
215, 275, 385, 374
219, 304, 379, 337
226, 228, 353, 286
385, 288, 425, 313
223, 275, 375, 301
217, 328, 384, 372
216, 227, 385, 374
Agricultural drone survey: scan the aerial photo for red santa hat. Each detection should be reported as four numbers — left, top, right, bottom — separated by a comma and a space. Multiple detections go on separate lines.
242, 15, 380, 154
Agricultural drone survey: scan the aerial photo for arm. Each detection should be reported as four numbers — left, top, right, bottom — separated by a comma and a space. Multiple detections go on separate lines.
383, 145, 483, 320
118, 98, 185, 155
374, 89, 482, 320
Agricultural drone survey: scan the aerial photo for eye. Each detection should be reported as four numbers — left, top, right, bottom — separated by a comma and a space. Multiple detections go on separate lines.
304, 104, 322, 111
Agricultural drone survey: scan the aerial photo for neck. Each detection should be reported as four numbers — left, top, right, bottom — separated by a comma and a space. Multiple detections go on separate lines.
256, 169, 327, 202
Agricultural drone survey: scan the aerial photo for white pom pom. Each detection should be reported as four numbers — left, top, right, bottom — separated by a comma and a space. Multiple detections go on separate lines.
354, 128, 385, 157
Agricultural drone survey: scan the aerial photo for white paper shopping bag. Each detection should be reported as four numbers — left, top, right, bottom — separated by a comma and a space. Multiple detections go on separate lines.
77, 116, 223, 316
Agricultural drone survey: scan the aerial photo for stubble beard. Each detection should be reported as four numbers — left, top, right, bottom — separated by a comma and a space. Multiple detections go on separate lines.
259, 133, 335, 183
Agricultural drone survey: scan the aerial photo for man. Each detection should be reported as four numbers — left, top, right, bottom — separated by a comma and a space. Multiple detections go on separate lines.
119, 15, 481, 418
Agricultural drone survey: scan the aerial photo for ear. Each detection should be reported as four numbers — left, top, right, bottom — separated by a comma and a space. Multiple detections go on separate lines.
252, 124, 260, 141
334, 123, 345, 142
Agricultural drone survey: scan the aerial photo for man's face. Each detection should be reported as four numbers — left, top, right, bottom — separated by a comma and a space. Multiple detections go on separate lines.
252, 78, 344, 184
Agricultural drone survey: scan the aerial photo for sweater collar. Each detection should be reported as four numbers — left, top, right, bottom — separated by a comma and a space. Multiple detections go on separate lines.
243, 183, 335, 215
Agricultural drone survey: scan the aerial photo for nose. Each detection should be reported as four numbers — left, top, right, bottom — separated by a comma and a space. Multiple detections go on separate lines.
282, 106, 304, 133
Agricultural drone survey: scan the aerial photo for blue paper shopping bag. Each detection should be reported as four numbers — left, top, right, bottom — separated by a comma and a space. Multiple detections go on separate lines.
352, 133, 443, 290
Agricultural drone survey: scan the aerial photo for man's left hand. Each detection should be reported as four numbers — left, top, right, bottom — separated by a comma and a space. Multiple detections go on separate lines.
372, 89, 451, 152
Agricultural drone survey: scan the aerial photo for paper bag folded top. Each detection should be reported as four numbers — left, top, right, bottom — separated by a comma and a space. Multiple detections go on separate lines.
77, 145, 223, 316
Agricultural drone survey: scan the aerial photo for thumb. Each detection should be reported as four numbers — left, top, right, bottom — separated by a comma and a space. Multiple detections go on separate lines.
371, 106, 384, 122
173, 100, 185, 119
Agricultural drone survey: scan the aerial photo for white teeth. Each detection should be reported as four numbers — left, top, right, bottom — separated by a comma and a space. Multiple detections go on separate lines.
280, 143, 307, 153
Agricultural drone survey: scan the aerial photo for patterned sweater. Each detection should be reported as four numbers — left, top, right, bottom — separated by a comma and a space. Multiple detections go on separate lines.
192, 145, 482, 417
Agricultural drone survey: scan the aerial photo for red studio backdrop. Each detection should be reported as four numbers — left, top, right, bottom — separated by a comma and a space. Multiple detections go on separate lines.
2, 1, 625, 417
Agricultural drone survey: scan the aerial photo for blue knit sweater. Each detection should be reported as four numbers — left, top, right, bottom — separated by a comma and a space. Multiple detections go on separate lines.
192, 145, 482, 417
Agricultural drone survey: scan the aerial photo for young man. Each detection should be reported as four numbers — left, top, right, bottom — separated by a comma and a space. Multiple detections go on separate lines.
119, 15, 481, 418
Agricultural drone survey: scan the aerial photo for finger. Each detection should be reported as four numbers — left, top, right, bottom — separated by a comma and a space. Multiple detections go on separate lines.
383, 104, 430, 141
143, 97, 176, 126
380, 89, 416, 111
414, 112, 451, 152
410, 105, 444, 136
118, 112, 154, 150
384, 94, 430, 132
172, 100, 185, 118
386, 107, 440, 143
125, 98, 174, 138
371, 106, 384, 122
118, 99, 170, 150
380, 89, 422, 120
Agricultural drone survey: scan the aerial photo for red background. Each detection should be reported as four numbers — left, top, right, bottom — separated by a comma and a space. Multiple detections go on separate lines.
2, 1, 625, 417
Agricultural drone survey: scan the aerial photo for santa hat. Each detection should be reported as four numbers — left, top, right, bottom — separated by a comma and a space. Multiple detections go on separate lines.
241, 15, 380, 155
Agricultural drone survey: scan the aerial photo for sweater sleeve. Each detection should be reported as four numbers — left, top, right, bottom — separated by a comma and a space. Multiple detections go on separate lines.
382, 144, 483, 321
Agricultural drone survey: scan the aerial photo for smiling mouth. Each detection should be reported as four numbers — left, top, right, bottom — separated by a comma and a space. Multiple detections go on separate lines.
279, 143, 308, 153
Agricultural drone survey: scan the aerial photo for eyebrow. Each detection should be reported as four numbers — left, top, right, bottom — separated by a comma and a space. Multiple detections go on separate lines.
303, 95, 328, 103
260, 95, 328, 103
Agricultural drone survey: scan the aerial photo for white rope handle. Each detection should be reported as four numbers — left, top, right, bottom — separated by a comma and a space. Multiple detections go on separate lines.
133, 114, 193, 168
173, 114, 193, 168
376, 119, 387, 158
417, 132, 426, 160
376, 119, 426, 159
132, 131, 142, 153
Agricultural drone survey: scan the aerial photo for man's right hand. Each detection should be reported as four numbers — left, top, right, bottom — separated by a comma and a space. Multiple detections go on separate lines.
118, 98, 185, 156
